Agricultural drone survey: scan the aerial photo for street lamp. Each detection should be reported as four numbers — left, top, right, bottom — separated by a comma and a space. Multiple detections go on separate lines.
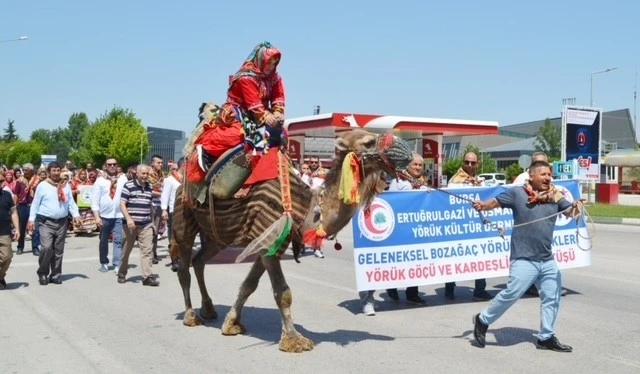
0, 36, 28, 43
140, 131, 154, 163
590, 67, 618, 107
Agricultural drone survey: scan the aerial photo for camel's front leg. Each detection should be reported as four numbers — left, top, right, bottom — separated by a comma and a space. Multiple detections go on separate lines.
172, 197, 202, 327
262, 256, 314, 353
221, 256, 266, 336
192, 235, 220, 321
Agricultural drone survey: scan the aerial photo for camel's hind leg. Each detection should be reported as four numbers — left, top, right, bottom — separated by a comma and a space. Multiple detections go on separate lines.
262, 256, 314, 353
191, 233, 220, 321
221, 256, 266, 336
172, 196, 203, 327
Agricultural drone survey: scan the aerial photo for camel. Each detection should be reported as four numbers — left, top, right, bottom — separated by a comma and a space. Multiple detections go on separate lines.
171, 104, 412, 352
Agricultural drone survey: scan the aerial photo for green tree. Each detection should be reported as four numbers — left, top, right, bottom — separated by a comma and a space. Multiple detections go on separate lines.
83, 107, 148, 167
535, 118, 561, 158
505, 163, 524, 182
443, 157, 462, 179
66, 112, 90, 151
4, 140, 45, 167
625, 167, 640, 181
30, 129, 54, 145
3, 119, 19, 142
30, 127, 72, 163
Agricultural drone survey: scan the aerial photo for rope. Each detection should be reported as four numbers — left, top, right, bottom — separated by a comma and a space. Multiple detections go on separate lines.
427, 187, 595, 251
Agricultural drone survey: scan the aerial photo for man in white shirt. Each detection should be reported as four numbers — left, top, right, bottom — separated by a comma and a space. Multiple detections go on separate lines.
161, 158, 183, 247
28, 162, 81, 286
91, 158, 128, 273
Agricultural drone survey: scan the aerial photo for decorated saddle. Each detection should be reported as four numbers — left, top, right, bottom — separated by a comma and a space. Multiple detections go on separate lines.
207, 144, 252, 199
184, 104, 288, 203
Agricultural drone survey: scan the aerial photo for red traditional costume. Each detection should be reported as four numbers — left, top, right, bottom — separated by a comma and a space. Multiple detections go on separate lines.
187, 41, 286, 184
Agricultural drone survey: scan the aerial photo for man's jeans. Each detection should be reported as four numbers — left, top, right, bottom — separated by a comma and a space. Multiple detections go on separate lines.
479, 259, 562, 340
98, 218, 123, 267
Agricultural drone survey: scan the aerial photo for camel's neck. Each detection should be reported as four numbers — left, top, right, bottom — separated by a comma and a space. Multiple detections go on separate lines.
319, 182, 359, 237
304, 168, 384, 238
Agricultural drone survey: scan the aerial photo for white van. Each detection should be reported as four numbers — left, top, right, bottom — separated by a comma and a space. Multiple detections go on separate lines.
479, 173, 507, 186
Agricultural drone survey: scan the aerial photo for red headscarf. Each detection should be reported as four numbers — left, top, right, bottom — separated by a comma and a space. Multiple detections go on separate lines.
230, 41, 281, 87
4, 170, 16, 191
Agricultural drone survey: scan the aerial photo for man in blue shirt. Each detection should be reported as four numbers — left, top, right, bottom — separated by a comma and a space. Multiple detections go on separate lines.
471, 161, 577, 352
28, 162, 81, 286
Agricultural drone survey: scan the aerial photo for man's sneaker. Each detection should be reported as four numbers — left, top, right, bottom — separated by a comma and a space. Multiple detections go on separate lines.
473, 313, 488, 348
362, 302, 375, 316
386, 289, 400, 302
536, 336, 573, 352
113, 266, 119, 275
99, 264, 109, 273
142, 277, 160, 287
473, 290, 494, 301
314, 250, 324, 258
117, 275, 126, 284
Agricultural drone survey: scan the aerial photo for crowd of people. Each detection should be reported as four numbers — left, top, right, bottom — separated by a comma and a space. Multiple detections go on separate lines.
0, 154, 183, 288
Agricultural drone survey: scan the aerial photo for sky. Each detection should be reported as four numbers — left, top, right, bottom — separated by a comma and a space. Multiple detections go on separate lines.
1, 0, 639, 141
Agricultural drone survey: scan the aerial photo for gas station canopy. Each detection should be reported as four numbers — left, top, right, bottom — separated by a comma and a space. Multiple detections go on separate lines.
603, 149, 640, 167
285, 112, 499, 138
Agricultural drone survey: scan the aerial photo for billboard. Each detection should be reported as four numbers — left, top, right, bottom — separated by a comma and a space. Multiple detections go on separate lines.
562, 106, 602, 180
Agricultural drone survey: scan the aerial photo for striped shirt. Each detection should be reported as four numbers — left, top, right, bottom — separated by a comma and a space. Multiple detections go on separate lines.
121, 179, 153, 225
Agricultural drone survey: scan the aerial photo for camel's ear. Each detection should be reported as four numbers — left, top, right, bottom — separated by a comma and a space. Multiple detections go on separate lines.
335, 137, 350, 151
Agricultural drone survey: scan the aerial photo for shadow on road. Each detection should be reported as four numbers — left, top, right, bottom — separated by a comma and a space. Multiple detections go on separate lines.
493, 283, 582, 297
173, 304, 394, 347
458, 326, 539, 348
60, 273, 89, 282
5, 281, 29, 289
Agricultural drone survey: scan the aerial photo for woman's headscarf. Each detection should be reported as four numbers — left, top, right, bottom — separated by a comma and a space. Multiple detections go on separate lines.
231, 41, 281, 85
4, 170, 16, 190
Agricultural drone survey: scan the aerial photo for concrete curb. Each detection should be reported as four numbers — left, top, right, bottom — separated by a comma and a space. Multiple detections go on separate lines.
591, 216, 640, 226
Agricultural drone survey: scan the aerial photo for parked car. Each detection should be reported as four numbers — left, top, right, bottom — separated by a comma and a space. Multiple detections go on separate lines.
479, 173, 507, 186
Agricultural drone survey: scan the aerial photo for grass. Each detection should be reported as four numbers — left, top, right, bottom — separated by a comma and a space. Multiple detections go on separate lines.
586, 203, 640, 218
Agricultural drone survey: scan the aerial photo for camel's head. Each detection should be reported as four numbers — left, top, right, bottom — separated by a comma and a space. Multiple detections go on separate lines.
335, 130, 413, 175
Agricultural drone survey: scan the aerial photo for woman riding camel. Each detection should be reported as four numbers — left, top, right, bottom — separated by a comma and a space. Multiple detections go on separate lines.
187, 41, 286, 185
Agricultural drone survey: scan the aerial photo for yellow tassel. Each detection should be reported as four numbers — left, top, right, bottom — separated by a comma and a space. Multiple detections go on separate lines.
338, 152, 360, 204
315, 224, 327, 238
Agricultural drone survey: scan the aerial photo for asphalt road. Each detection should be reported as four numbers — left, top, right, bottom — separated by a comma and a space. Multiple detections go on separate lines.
1, 223, 639, 374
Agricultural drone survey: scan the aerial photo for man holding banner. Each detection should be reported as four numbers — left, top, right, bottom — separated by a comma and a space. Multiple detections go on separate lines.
446, 151, 493, 301
471, 160, 577, 352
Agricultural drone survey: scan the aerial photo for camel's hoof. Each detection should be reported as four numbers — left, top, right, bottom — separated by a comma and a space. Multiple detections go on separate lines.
183, 308, 203, 327
201, 302, 218, 320
221, 318, 246, 336
279, 334, 315, 353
